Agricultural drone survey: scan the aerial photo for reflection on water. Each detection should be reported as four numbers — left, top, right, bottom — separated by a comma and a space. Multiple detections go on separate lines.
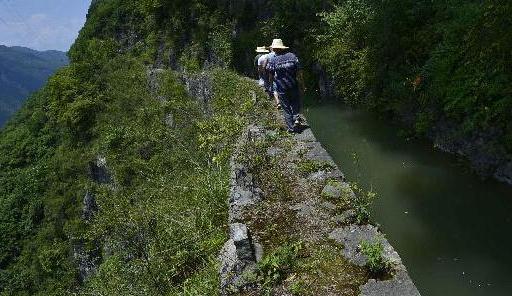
306, 103, 512, 296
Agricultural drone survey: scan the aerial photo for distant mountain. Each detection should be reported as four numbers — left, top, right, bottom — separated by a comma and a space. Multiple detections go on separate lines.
0, 45, 68, 126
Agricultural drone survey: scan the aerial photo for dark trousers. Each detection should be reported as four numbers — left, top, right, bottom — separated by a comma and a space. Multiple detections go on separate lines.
279, 88, 300, 132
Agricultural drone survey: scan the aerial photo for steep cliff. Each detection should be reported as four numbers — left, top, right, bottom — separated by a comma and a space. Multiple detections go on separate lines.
0, 1, 272, 294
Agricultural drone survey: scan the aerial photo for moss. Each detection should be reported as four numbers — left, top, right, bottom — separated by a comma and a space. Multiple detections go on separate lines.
297, 159, 336, 177
289, 243, 369, 296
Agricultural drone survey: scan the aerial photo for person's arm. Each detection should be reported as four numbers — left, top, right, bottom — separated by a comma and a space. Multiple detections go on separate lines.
267, 58, 275, 92
258, 64, 265, 78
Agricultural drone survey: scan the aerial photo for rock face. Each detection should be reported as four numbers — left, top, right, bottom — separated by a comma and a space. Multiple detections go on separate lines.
76, 155, 114, 282
73, 241, 101, 283
393, 110, 512, 185
219, 126, 267, 295
88, 156, 112, 184
328, 223, 420, 296
313, 62, 335, 99
495, 161, 512, 184
82, 191, 98, 222
181, 72, 213, 114
147, 68, 167, 101
219, 223, 261, 295
228, 126, 264, 223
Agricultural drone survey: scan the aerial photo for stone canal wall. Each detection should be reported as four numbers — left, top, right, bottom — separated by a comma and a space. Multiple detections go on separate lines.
218, 110, 420, 295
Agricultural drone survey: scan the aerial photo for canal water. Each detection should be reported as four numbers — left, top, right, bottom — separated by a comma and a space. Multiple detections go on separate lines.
306, 102, 512, 296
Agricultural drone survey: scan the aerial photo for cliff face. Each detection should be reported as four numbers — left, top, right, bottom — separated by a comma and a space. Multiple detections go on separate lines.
0, 1, 273, 294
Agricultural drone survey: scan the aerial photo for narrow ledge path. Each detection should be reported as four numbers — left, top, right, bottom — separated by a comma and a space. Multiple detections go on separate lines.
219, 84, 420, 296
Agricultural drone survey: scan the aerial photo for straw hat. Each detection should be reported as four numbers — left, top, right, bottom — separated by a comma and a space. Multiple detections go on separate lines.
269, 39, 289, 49
255, 46, 269, 53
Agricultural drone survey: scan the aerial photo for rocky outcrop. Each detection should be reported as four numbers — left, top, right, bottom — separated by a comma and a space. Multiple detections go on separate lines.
228, 126, 265, 223
219, 126, 265, 294
75, 155, 114, 282
88, 156, 112, 184
181, 72, 213, 114
495, 161, 512, 184
397, 106, 512, 185
329, 225, 419, 296
428, 119, 512, 184
82, 191, 98, 222
219, 223, 263, 295
73, 241, 101, 283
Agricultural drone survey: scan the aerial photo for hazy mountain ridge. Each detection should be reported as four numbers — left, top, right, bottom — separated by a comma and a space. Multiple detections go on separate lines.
0, 45, 68, 126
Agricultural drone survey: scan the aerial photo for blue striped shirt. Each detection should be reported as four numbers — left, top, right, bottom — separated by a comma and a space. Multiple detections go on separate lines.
267, 52, 301, 94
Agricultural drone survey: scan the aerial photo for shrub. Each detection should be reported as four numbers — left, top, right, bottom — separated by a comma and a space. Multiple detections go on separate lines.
258, 241, 303, 293
360, 239, 390, 276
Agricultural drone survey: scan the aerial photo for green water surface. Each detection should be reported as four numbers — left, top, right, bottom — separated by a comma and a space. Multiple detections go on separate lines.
306, 103, 512, 296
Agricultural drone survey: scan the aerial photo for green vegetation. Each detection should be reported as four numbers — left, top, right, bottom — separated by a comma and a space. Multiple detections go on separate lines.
297, 159, 336, 177
0, 52, 267, 294
257, 242, 303, 294
1, 0, 510, 294
349, 182, 377, 224
316, 1, 512, 156
360, 240, 390, 276
0, 2, 270, 291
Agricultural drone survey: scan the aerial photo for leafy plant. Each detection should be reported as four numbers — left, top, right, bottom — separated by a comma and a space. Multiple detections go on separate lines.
350, 182, 377, 224
258, 241, 303, 293
360, 240, 391, 276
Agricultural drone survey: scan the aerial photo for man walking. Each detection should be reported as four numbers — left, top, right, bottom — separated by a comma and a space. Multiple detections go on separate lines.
266, 39, 305, 133
254, 46, 269, 82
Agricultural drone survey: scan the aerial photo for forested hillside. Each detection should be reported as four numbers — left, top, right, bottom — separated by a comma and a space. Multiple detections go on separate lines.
0, 46, 68, 126
314, 0, 512, 180
0, 0, 510, 295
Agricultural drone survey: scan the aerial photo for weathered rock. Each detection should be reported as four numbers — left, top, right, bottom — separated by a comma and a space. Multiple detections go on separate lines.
360, 271, 420, 296
82, 191, 98, 222
229, 163, 263, 222
329, 225, 388, 266
266, 146, 282, 157
321, 183, 342, 199
73, 241, 101, 283
293, 128, 316, 143
181, 72, 213, 114
147, 68, 166, 100
495, 161, 512, 185
320, 201, 337, 211
89, 156, 112, 184
228, 126, 265, 222
219, 112, 420, 294
329, 225, 420, 295
313, 62, 335, 99
305, 141, 335, 163
334, 209, 357, 225
308, 169, 345, 182
219, 223, 259, 295
164, 113, 175, 128
230, 223, 256, 262
427, 118, 511, 185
